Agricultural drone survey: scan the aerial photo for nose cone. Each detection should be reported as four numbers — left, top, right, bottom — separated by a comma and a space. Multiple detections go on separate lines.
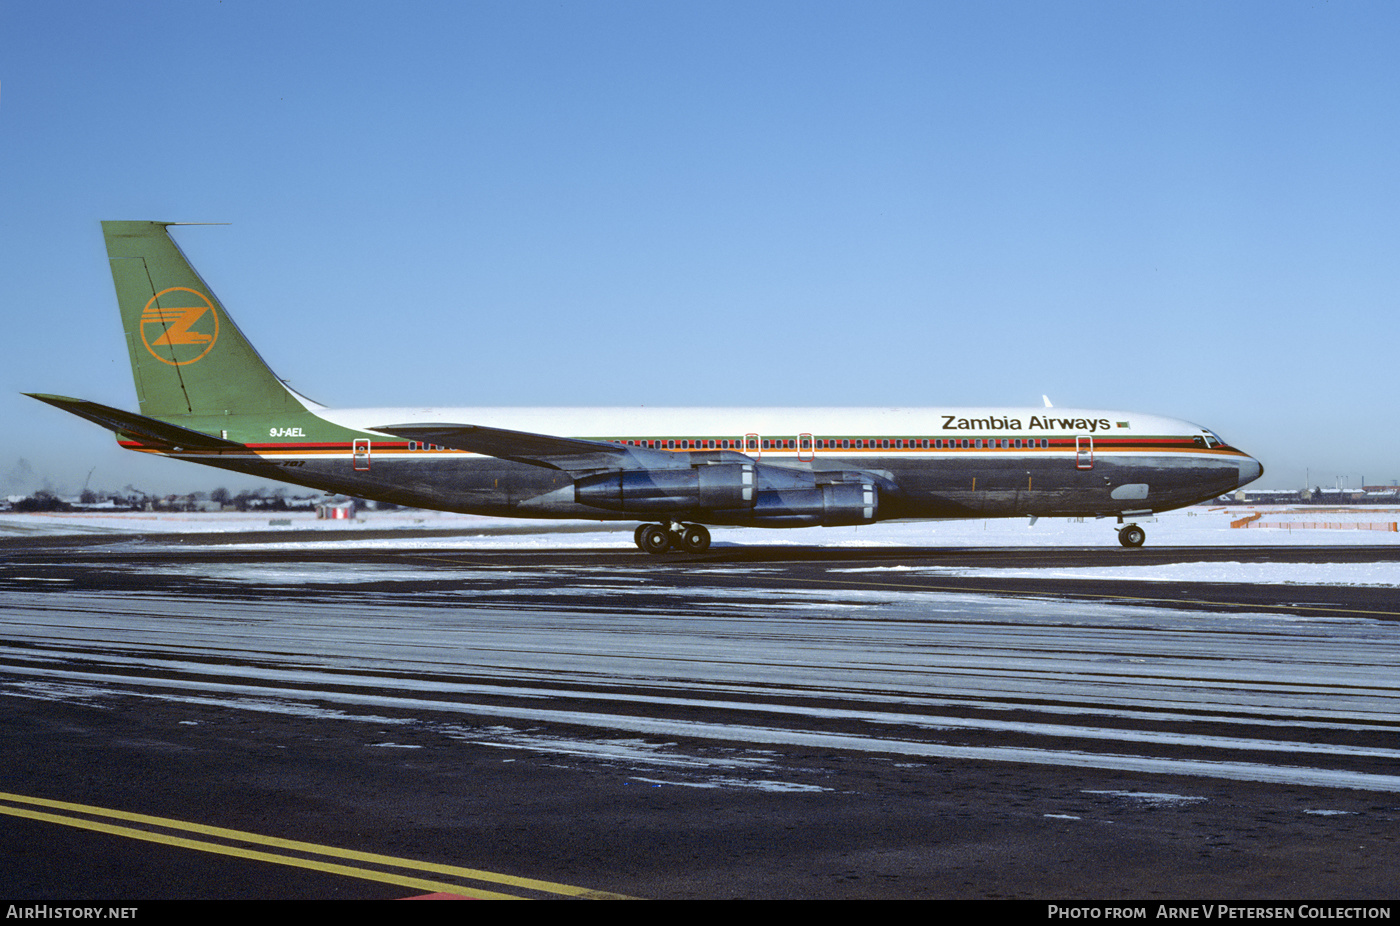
1237, 455, 1264, 488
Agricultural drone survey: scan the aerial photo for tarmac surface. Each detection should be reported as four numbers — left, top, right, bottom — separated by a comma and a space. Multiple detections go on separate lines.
1, 533, 1397, 900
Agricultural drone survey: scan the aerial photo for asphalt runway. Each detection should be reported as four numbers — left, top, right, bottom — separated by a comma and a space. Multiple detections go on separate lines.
1, 534, 1397, 900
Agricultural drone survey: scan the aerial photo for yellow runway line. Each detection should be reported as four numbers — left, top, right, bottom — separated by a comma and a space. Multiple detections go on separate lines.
0, 791, 632, 900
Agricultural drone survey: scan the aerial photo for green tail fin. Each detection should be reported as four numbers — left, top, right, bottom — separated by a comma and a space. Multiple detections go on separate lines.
102, 221, 310, 419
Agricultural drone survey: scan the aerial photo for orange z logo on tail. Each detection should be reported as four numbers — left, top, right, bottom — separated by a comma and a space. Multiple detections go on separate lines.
140, 287, 220, 365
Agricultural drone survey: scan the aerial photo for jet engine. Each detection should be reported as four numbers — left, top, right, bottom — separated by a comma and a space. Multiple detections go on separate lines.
573, 462, 878, 526
573, 462, 755, 512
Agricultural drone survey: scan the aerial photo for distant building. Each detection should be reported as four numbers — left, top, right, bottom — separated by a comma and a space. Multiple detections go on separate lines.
317, 499, 356, 520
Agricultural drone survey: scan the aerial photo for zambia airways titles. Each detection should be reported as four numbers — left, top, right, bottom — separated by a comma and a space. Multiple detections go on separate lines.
942, 415, 1119, 432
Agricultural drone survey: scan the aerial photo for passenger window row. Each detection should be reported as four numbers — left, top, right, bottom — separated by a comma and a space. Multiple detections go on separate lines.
600, 437, 1056, 450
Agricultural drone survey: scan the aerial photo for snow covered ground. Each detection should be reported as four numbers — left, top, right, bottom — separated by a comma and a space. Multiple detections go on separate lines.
4, 505, 1398, 588
3, 505, 1398, 794
4, 504, 1399, 545
4, 574, 1398, 792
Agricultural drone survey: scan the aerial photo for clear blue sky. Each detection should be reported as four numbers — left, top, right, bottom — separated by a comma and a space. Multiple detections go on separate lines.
3, 1, 1397, 495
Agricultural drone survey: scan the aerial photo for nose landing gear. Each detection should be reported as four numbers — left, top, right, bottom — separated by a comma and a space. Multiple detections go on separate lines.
634, 521, 712, 554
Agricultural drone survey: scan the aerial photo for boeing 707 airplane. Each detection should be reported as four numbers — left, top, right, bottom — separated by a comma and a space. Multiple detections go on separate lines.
29, 221, 1263, 552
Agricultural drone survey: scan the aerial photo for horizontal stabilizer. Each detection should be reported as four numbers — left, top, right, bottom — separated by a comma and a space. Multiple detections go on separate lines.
25, 394, 244, 450
372, 422, 702, 472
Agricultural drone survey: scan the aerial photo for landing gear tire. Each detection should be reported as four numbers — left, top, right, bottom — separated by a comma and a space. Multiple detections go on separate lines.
1118, 524, 1146, 548
679, 524, 711, 554
637, 524, 673, 554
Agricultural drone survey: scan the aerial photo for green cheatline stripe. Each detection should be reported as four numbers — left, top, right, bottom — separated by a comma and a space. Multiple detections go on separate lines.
0, 790, 633, 900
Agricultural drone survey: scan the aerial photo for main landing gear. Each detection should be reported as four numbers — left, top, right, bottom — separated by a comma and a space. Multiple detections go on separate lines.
1117, 523, 1146, 548
633, 521, 711, 555
1115, 509, 1153, 548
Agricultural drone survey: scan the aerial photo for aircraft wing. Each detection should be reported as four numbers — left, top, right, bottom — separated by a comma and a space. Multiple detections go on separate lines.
26, 394, 245, 451
371, 422, 714, 472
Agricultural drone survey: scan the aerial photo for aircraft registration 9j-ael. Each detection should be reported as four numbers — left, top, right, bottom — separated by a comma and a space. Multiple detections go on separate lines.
29, 222, 1264, 553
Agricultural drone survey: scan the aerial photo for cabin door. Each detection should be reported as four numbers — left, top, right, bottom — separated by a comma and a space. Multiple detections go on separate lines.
353, 439, 371, 471
1075, 435, 1094, 470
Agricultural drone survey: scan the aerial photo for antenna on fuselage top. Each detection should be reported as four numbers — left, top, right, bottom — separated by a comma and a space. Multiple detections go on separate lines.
1042, 395, 1054, 408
